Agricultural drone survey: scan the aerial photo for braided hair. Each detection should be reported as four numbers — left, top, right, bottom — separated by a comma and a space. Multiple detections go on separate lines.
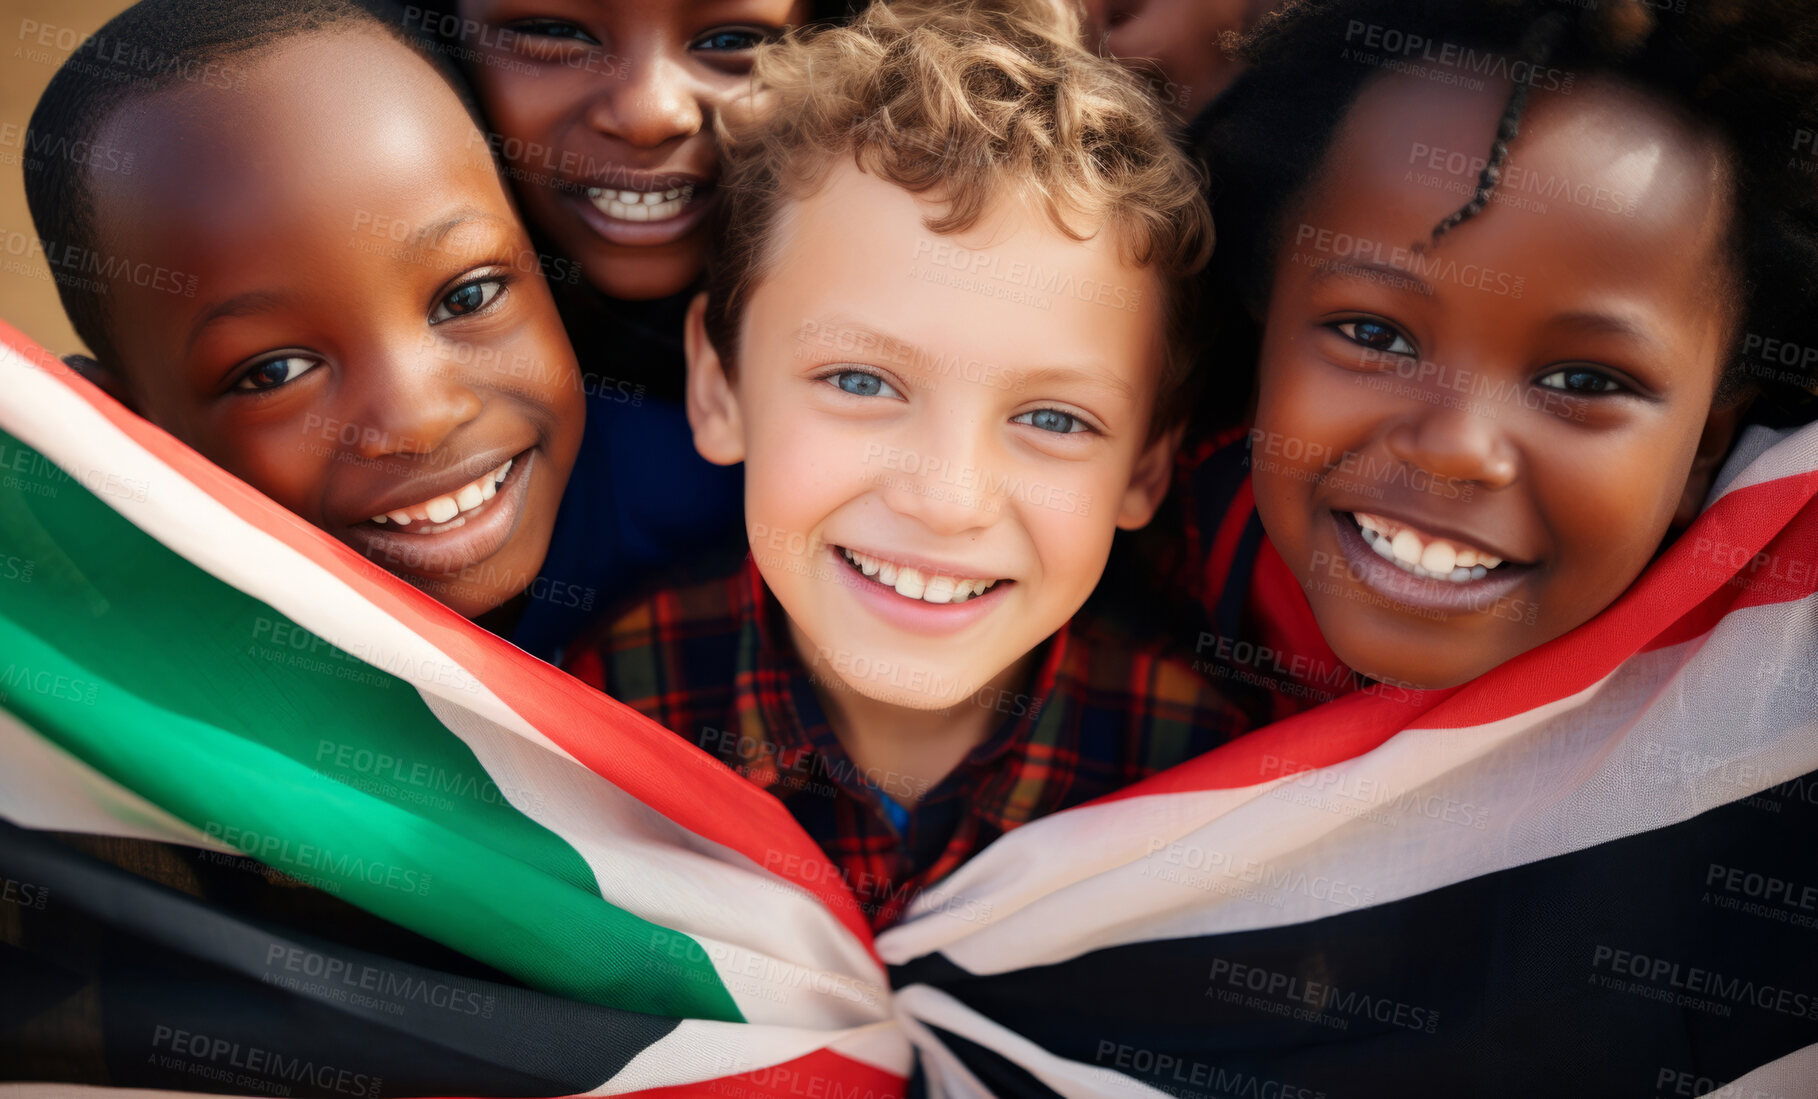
1198, 0, 1818, 425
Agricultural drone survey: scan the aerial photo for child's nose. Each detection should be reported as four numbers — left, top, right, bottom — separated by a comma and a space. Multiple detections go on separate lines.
1385, 404, 1518, 490
348, 361, 484, 460
877, 421, 1001, 536
585, 50, 704, 149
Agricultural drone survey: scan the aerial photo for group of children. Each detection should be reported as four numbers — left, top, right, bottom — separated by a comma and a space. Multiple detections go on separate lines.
24, 0, 1818, 944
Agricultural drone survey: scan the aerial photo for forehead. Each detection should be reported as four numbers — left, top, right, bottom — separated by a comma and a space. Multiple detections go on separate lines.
1299, 70, 1734, 312
88, 30, 508, 272
749, 161, 1165, 383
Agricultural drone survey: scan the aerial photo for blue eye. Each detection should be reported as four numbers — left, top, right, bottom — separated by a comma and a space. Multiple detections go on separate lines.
431, 279, 505, 324
825, 370, 902, 399
1334, 319, 1416, 357
695, 27, 770, 51
1536, 368, 1624, 394
234, 355, 321, 392
1013, 408, 1088, 434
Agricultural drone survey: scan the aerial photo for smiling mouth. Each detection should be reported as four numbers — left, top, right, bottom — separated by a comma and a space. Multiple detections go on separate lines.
836, 546, 1004, 605
584, 183, 699, 223
367, 457, 515, 534
1347, 511, 1511, 584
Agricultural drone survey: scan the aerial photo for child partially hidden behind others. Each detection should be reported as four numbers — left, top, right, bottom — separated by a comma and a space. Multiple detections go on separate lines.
563, 0, 1255, 928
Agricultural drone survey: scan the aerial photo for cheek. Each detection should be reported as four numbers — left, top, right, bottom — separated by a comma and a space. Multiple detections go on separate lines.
743, 405, 866, 535
473, 69, 566, 141
1536, 431, 1690, 593
201, 416, 335, 523
1022, 498, 1113, 603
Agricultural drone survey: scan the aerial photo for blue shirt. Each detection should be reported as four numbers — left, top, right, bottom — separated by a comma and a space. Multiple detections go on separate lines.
510, 388, 744, 664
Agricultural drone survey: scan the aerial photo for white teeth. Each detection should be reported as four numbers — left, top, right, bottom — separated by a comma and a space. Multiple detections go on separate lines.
1390, 529, 1423, 566
839, 547, 1000, 605
586, 184, 693, 223
894, 567, 927, 600
369, 458, 515, 530
1351, 512, 1508, 585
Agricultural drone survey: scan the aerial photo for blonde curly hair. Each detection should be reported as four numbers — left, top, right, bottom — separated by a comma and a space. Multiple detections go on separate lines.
702, 0, 1216, 433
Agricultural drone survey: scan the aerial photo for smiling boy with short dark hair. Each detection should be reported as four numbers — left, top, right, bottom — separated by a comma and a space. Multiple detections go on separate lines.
25, 0, 583, 621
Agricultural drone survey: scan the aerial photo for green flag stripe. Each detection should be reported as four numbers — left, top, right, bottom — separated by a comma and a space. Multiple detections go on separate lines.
0, 427, 740, 1021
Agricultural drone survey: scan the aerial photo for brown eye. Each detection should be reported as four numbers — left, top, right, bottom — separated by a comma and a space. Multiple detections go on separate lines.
1537, 367, 1624, 395
431, 279, 505, 324
1334, 319, 1416, 357
234, 355, 320, 392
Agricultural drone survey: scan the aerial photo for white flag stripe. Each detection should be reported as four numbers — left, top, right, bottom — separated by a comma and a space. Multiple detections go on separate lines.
1709, 422, 1818, 502
595, 1019, 912, 1095
893, 985, 1173, 1099
423, 693, 889, 1028
0, 707, 235, 853
880, 677, 1603, 966
885, 591, 1818, 974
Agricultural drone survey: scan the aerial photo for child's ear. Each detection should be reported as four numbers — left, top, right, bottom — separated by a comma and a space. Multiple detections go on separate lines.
1115, 420, 1184, 531
1673, 394, 1751, 529
683, 291, 745, 466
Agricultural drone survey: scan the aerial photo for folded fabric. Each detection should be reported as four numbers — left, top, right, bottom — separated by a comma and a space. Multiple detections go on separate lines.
1, 318, 1814, 1097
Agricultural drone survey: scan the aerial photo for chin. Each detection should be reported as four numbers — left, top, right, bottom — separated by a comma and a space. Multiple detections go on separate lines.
585, 250, 705, 302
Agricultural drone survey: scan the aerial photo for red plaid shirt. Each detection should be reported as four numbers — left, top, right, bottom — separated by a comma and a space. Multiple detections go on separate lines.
564, 548, 1258, 930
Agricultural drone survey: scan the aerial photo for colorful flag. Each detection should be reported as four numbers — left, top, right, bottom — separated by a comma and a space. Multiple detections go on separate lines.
2, 317, 1815, 1097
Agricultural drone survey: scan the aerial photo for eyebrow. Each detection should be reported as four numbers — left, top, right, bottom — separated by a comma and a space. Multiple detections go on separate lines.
1011, 364, 1136, 400
1308, 260, 1436, 297
418, 207, 508, 251
181, 208, 509, 353
184, 289, 287, 355
1548, 309, 1667, 354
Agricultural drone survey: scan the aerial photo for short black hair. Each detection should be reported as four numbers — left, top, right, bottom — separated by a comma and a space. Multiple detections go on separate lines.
1199, 0, 1818, 426
23, 0, 483, 367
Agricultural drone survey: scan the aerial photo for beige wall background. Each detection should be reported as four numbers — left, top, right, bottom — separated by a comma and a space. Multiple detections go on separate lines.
0, 0, 132, 357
